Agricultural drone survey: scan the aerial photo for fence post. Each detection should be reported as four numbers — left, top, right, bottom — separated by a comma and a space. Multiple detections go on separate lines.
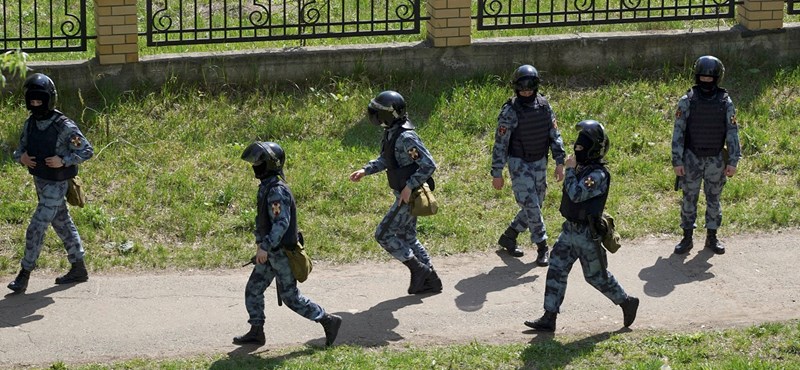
426, 0, 472, 47
94, 0, 139, 64
736, 0, 784, 31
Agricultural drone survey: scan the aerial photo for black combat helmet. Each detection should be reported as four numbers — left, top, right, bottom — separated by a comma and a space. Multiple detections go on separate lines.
23, 73, 58, 118
368, 90, 408, 128
574, 119, 609, 164
693, 55, 725, 88
511, 64, 540, 93
241, 141, 285, 179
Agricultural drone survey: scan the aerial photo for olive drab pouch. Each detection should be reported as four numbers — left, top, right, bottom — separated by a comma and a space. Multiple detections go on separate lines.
66, 176, 86, 208
410, 183, 438, 217
283, 232, 312, 282
599, 213, 622, 253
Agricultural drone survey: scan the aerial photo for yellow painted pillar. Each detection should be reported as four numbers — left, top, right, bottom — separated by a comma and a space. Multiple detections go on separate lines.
737, 0, 784, 30
427, 0, 472, 47
94, 0, 139, 64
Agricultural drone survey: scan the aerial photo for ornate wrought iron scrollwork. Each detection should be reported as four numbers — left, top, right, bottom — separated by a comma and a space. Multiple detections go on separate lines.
621, 0, 642, 10
151, 1, 173, 32
574, 0, 594, 12
299, 0, 321, 25
145, 0, 421, 46
248, 0, 271, 27
394, 0, 417, 21
483, 0, 505, 16
58, 0, 82, 38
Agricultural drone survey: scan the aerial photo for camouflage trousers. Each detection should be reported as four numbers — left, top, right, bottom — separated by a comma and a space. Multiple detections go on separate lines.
244, 248, 325, 326
21, 176, 85, 271
507, 156, 549, 244
543, 221, 628, 313
679, 150, 727, 230
374, 195, 432, 266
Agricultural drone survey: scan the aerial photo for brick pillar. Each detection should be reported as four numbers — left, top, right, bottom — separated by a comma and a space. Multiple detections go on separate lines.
94, 0, 139, 64
736, 0, 784, 31
426, 0, 472, 47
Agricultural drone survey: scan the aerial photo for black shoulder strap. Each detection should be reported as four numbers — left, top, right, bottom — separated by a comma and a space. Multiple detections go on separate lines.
386, 127, 413, 169
28, 111, 69, 135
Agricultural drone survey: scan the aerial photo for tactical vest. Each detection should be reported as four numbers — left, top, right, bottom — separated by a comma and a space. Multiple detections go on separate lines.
382, 126, 424, 192
25, 112, 78, 181
508, 96, 552, 162
686, 88, 728, 157
256, 179, 298, 248
559, 165, 610, 224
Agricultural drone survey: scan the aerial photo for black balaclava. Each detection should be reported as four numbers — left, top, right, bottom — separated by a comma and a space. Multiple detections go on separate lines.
253, 162, 277, 179
515, 77, 538, 105
697, 78, 718, 98
574, 132, 594, 165
26, 91, 52, 119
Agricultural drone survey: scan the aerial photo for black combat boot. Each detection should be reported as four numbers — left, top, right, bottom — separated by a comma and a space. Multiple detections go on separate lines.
421, 266, 443, 294
535, 241, 549, 267
705, 229, 725, 254
7, 268, 31, 293
318, 313, 342, 346
55, 259, 89, 284
498, 227, 523, 257
233, 325, 266, 345
620, 295, 640, 328
402, 257, 433, 294
524, 311, 557, 332
673, 229, 693, 255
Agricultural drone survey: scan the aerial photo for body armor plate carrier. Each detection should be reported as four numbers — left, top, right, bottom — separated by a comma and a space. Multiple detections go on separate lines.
559, 165, 610, 225
508, 96, 552, 162
686, 88, 728, 157
256, 180, 299, 248
25, 112, 78, 181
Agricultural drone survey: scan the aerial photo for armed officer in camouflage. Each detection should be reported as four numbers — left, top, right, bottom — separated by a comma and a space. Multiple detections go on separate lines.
7, 73, 94, 294
525, 120, 638, 332
492, 65, 566, 265
672, 56, 741, 255
349, 90, 443, 295
234, 141, 342, 347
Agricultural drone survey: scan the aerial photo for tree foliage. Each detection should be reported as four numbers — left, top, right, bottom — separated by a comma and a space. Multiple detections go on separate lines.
1, 50, 28, 87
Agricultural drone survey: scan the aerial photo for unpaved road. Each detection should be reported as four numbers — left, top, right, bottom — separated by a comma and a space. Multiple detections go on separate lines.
1, 230, 799, 368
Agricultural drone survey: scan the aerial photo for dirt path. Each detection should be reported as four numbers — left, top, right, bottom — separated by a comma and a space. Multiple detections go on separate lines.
1, 230, 799, 368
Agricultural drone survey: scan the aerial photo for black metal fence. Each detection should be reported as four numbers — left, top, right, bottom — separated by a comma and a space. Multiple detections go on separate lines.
0, 0, 88, 52
2, 0, 796, 52
145, 0, 422, 46
477, 0, 735, 29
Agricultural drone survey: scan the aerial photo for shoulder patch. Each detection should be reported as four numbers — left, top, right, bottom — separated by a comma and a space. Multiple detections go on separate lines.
498, 126, 507, 136
675, 109, 682, 119
731, 115, 737, 126
552, 118, 558, 130
408, 147, 420, 161
583, 176, 596, 188
70, 135, 83, 149
271, 202, 281, 218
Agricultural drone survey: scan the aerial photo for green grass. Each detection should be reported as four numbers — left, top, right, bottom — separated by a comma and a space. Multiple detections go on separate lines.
38, 320, 800, 369
1, 61, 799, 275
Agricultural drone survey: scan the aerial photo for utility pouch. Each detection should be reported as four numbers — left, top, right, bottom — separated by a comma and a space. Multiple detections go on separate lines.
66, 176, 86, 208
598, 213, 622, 253
409, 183, 438, 217
283, 232, 312, 282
